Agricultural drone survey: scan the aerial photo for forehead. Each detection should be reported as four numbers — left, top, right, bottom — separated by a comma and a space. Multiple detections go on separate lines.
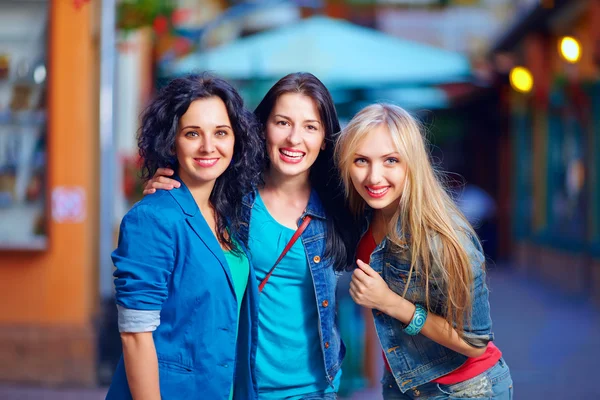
355, 125, 398, 156
180, 96, 230, 125
272, 93, 320, 120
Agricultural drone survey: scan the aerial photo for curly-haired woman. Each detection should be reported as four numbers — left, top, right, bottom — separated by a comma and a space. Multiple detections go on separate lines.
105, 74, 265, 400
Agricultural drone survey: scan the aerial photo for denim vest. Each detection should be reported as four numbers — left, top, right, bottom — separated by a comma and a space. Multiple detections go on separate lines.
361, 213, 493, 393
240, 189, 345, 386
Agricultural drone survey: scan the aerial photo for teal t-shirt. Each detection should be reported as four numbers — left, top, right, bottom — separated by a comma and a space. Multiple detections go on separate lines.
224, 245, 250, 400
249, 193, 340, 399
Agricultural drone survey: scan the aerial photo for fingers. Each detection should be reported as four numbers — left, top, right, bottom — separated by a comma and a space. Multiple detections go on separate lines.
356, 259, 377, 277
142, 188, 156, 195
154, 167, 175, 177
352, 266, 370, 284
155, 176, 180, 188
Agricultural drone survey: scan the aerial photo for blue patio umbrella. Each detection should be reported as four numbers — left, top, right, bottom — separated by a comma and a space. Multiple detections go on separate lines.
169, 15, 471, 88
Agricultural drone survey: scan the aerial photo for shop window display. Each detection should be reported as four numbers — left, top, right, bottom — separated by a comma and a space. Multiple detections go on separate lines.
0, 2, 48, 250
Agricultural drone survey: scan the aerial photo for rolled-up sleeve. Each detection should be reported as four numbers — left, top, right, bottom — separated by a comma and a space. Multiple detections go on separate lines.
112, 204, 175, 332
459, 230, 494, 347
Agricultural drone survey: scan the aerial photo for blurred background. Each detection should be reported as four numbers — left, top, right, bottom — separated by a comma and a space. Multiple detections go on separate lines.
0, 0, 599, 398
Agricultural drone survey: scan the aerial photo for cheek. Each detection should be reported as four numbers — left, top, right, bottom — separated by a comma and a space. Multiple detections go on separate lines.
349, 168, 364, 188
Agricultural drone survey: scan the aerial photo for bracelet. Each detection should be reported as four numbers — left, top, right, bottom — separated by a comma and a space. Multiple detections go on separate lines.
403, 304, 427, 336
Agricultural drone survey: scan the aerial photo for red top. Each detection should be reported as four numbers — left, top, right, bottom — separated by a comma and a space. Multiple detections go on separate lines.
356, 228, 502, 384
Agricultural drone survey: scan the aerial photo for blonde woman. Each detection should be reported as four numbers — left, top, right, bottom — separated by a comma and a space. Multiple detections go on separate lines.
335, 104, 512, 399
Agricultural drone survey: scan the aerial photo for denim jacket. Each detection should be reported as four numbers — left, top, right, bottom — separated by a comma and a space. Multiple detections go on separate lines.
362, 212, 493, 393
240, 189, 345, 387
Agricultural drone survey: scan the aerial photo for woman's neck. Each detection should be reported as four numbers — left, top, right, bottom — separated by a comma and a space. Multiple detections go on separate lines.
262, 168, 311, 202
179, 173, 215, 211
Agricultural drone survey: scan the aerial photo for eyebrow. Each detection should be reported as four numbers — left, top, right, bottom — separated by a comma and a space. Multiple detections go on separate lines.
273, 114, 321, 124
355, 152, 400, 158
180, 124, 232, 130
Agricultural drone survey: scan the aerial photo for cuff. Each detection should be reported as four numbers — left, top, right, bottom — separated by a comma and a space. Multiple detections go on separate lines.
117, 305, 161, 333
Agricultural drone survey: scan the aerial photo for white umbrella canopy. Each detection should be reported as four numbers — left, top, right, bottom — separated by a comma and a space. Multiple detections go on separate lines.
170, 16, 471, 88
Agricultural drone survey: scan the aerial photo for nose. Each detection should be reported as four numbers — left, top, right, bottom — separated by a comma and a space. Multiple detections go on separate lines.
286, 125, 302, 146
367, 163, 383, 185
200, 135, 215, 153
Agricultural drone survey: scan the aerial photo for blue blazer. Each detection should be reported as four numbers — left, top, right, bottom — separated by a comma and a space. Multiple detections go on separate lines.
105, 181, 259, 400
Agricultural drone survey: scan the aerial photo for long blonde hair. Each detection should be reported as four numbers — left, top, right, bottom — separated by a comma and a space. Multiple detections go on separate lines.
335, 103, 482, 336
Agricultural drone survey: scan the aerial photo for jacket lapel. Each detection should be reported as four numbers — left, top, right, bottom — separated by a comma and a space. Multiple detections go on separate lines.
168, 176, 234, 293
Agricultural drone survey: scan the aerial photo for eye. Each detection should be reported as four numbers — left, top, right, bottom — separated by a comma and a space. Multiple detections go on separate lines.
185, 131, 199, 137
306, 125, 318, 131
385, 157, 399, 164
353, 158, 367, 165
215, 130, 228, 137
276, 120, 290, 126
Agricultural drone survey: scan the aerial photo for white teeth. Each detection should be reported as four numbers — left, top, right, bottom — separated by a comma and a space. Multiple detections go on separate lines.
280, 149, 304, 158
367, 187, 388, 194
196, 159, 218, 166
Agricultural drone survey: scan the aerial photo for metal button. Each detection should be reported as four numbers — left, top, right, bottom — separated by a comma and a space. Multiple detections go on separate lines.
313, 255, 321, 263
413, 389, 420, 396
322, 300, 329, 307
324, 341, 330, 349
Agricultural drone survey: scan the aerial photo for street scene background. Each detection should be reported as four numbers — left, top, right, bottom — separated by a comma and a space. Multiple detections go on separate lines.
1, 0, 599, 399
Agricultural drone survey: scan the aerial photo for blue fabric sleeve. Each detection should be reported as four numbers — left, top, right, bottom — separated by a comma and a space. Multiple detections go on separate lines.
112, 203, 176, 312
117, 305, 161, 333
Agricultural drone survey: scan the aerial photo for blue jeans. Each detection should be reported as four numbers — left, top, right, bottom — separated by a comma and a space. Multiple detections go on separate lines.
382, 358, 513, 399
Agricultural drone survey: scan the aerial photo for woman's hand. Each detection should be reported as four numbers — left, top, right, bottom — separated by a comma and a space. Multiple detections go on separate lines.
143, 168, 180, 195
350, 260, 396, 310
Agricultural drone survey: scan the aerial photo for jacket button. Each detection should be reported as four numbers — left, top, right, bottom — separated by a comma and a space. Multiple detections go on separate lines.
322, 300, 329, 307
324, 342, 330, 349
313, 256, 321, 263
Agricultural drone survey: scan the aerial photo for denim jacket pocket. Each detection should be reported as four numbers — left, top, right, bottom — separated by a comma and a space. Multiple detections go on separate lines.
384, 261, 427, 303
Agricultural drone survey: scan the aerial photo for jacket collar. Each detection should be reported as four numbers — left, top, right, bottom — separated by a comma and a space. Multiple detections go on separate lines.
168, 175, 199, 217
169, 175, 234, 290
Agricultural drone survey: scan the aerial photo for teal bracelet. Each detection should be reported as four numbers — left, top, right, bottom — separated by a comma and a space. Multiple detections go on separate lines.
403, 304, 427, 336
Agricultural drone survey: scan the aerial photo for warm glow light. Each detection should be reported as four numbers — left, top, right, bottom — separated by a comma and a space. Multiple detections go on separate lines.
509, 66, 533, 93
560, 36, 581, 63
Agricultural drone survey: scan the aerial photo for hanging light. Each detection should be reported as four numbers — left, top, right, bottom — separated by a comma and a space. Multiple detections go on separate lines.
559, 36, 581, 63
509, 66, 534, 93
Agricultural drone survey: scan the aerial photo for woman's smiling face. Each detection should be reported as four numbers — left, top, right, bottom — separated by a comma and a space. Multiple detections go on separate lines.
349, 124, 408, 216
264, 92, 325, 180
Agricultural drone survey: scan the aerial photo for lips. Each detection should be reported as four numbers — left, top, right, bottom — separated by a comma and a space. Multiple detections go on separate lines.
193, 158, 219, 167
365, 186, 390, 198
279, 148, 306, 164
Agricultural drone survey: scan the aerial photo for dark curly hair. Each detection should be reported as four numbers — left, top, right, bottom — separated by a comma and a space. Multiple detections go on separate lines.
254, 72, 358, 271
138, 73, 265, 250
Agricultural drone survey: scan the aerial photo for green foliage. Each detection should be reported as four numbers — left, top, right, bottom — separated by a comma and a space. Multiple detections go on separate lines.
117, 0, 176, 31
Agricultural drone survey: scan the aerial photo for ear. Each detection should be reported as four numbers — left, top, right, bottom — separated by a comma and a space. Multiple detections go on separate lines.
321, 141, 326, 151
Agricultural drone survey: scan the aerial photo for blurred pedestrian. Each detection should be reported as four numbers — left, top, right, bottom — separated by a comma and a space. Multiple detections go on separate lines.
335, 103, 513, 399
105, 74, 264, 400
144, 72, 356, 399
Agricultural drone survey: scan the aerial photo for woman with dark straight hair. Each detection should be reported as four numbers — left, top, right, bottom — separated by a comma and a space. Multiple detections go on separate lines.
106, 73, 264, 400
146, 72, 356, 399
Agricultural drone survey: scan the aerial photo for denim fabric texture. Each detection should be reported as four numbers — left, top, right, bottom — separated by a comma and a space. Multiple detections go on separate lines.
105, 179, 259, 400
240, 190, 346, 388
360, 211, 497, 393
381, 358, 513, 399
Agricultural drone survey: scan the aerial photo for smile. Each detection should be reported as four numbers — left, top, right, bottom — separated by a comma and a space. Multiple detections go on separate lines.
193, 158, 219, 167
279, 148, 306, 164
365, 186, 390, 198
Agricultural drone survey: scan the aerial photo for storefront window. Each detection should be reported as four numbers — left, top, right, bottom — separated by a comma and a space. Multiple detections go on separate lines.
547, 84, 590, 246
0, 2, 48, 250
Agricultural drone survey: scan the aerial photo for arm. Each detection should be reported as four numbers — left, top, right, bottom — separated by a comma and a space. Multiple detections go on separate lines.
350, 260, 486, 358
112, 204, 176, 398
143, 167, 179, 195
121, 332, 161, 400
377, 287, 486, 358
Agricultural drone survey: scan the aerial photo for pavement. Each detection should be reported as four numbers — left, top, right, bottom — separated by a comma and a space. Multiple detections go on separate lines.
1, 265, 599, 399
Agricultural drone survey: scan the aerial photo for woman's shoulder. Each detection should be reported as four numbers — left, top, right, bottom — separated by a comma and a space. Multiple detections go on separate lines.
123, 191, 184, 226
